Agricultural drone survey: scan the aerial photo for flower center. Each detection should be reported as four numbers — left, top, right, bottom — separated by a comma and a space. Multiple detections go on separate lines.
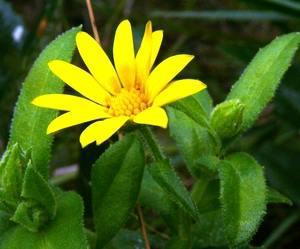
107, 88, 148, 117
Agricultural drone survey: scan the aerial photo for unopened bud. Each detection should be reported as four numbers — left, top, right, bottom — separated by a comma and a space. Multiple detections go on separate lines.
210, 99, 244, 139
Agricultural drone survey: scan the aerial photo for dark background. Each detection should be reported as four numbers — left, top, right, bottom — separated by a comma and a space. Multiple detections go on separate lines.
0, 0, 299, 248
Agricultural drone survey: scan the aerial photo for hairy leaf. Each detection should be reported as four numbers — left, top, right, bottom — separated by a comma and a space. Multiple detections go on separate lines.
149, 160, 199, 220
227, 33, 300, 131
168, 107, 219, 177
0, 192, 87, 249
219, 153, 266, 246
140, 168, 173, 215
11, 163, 57, 232
170, 90, 213, 127
92, 134, 145, 248
8, 26, 81, 178
192, 210, 226, 248
267, 187, 292, 205
0, 144, 24, 208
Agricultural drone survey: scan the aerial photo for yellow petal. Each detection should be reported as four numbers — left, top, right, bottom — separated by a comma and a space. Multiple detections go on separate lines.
150, 30, 163, 68
153, 79, 207, 107
47, 110, 110, 134
133, 107, 168, 128
32, 94, 108, 113
80, 116, 129, 148
146, 54, 194, 102
48, 60, 110, 105
76, 32, 121, 94
113, 20, 136, 89
136, 21, 152, 86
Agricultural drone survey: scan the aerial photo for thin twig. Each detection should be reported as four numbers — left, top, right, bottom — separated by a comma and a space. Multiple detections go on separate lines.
85, 0, 100, 43
137, 205, 151, 249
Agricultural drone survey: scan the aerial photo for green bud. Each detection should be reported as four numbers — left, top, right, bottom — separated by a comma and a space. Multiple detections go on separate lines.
210, 99, 245, 140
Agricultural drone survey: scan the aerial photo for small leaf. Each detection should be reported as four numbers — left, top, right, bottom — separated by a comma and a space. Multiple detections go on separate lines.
11, 201, 47, 232
0, 144, 24, 207
10, 163, 57, 232
92, 134, 145, 248
0, 192, 87, 249
267, 187, 292, 205
170, 90, 212, 128
219, 153, 267, 246
168, 107, 219, 177
149, 160, 199, 220
210, 99, 245, 140
21, 163, 56, 218
8, 26, 81, 178
227, 33, 300, 131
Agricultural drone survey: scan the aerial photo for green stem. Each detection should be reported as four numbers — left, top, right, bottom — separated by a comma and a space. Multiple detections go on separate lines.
262, 211, 300, 248
138, 126, 165, 162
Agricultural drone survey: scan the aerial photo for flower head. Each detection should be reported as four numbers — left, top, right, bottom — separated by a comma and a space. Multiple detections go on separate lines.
32, 20, 206, 147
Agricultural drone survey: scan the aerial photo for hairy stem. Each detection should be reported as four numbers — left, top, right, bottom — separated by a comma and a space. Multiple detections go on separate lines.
138, 126, 165, 162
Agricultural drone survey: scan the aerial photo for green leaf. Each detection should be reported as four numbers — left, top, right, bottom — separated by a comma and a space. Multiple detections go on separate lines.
0, 144, 25, 208
192, 209, 226, 248
219, 153, 267, 246
92, 134, 145, 248
192, 178, 220, 214
140, 168, 172, 215
21, 164, 56, 218
149, 160, 199, 220
170, 90, 213, 127
8, 26, 81, 178
11, 201, 47, 233
227, 33, 300, 131
140, 168, 183, 233
267, 187, 292, 205
10, 163, 56, 232
167, 107, 219, 177
0, 211, 11, 235
0, 192, 87, 249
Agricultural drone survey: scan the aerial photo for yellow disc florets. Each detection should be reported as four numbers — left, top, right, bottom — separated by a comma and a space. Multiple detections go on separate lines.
107, 88, 148, 117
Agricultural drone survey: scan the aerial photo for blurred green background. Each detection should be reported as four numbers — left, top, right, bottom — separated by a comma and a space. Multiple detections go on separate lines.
0, 0, 300, 248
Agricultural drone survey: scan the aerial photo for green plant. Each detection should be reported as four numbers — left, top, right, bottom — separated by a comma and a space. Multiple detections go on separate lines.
0, 20, 298, 249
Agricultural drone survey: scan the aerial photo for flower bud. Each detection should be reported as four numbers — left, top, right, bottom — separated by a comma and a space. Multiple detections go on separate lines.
210, 99, 245, 139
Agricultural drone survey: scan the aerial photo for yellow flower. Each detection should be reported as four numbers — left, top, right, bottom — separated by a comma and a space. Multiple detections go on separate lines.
32, 20, 206, 148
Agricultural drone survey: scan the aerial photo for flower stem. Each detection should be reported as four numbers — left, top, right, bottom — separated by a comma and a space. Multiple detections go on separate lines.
138, 126, 165, 162
85, 0, 100, 43
137, 204, 151, 249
